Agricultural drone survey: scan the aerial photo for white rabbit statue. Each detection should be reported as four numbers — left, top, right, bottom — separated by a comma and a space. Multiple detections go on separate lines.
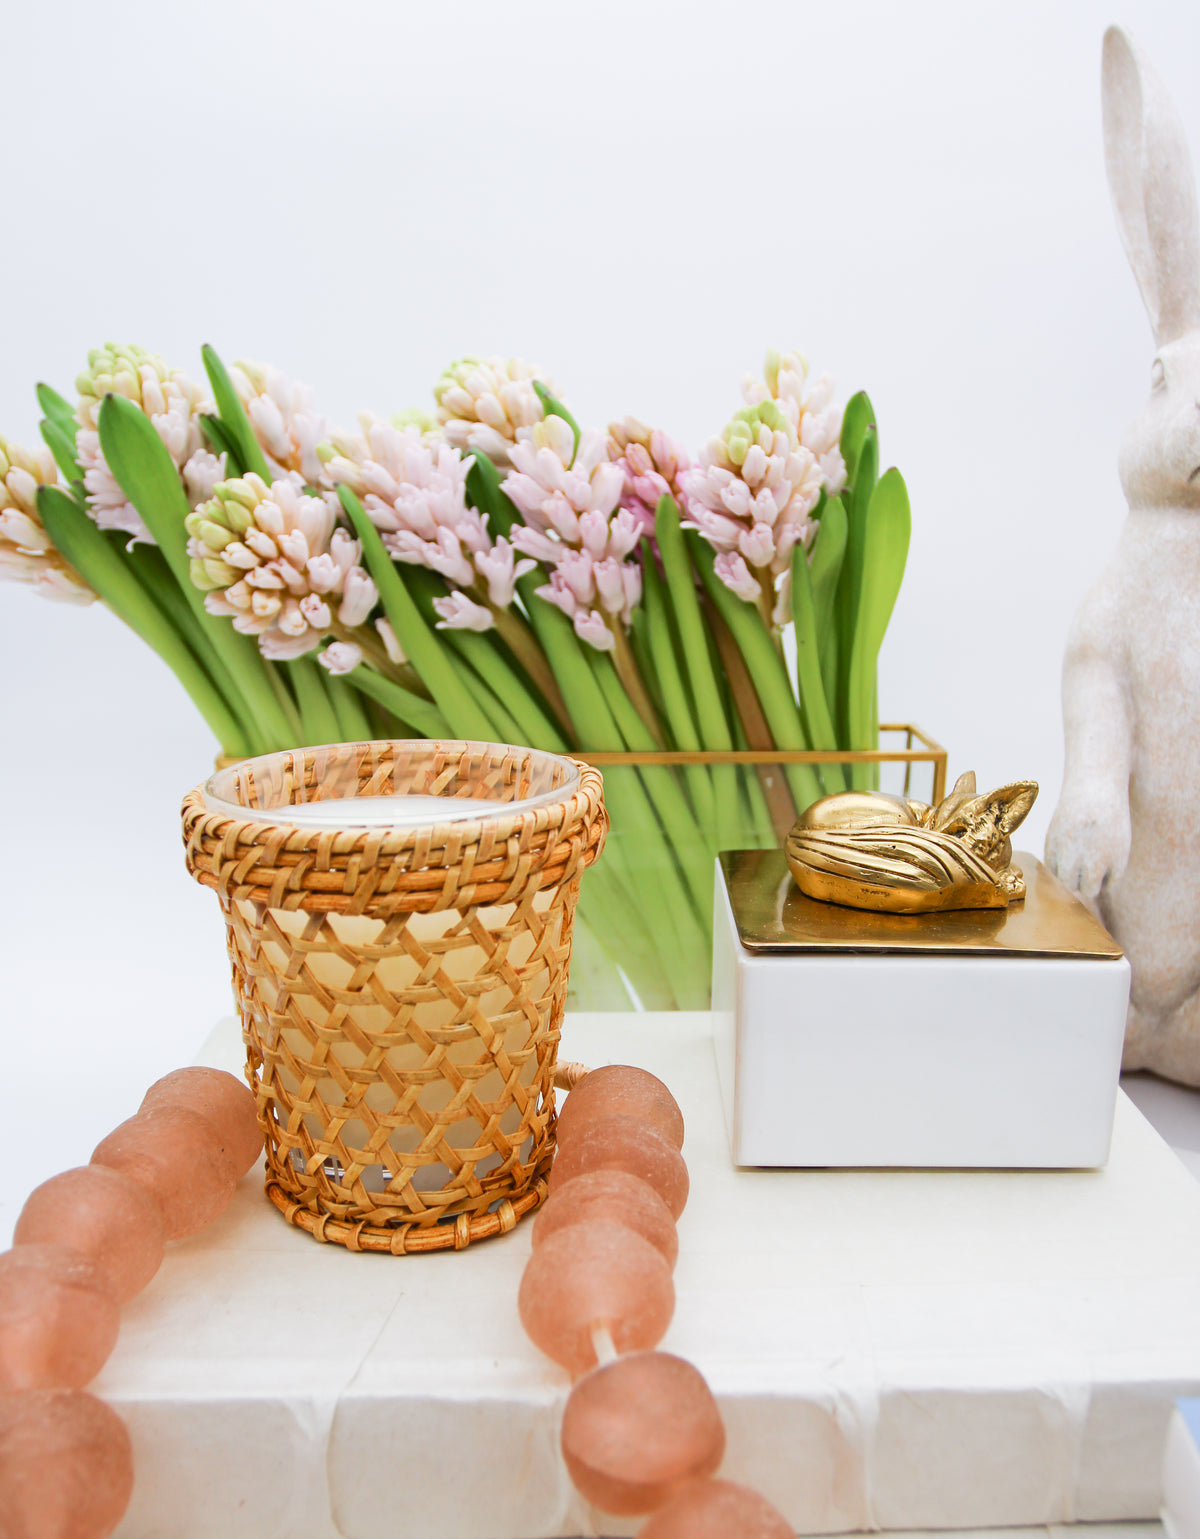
1046, 25, 1200, 1084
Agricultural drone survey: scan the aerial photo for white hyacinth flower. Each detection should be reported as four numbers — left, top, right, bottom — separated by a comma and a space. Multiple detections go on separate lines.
0, 437, 94, 605
232, 360, 329, 485
679, 396, 824, 620
186, 472, 376, 659
433, 356, 550, 467
607, 417, 692, 537
433, 592, 494, 632
322, 420, 535, 628
742, 349, 846, 495
318, 641, 364, 675
376, 617, 407, 665
74, 344, 215, 543
504, 417, 642, 651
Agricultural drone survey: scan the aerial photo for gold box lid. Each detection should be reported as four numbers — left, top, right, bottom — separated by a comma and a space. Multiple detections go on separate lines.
721, 850, 1124, 960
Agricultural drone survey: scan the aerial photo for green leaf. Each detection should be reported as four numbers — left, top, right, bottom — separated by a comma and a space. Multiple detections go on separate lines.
465, 452, 520, 538
36, 383, 76, 439
654, 494, 743, 848
286, 656, 342, 745
839, 390, 875, 486
199, 413, 245, 475
342, 661, 453, 738
201, 345, 271, 482
337, 483, 500, 740
790, 543, 846, 793
39, 418, 83, 486
532, 381, 581, 461
97, 391, 293, 750
36, 485, 248, 756
640, 539, 716, 829
808, 494, 847, 722
687, 529, 824, 813
97, 393, 195, 579
846, 468, 911, 769
323, 671, 374, 741
835, 425, 878, 736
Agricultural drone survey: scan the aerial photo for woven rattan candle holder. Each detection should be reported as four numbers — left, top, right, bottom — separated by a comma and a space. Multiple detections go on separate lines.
182, 740, 606, 1254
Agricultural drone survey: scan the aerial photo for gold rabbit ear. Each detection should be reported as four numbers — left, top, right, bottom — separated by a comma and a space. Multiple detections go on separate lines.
930, 769, 978, 831
937, 781, 1039, 858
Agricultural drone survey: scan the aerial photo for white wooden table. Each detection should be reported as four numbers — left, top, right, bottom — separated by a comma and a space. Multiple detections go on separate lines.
92, 1012, 1200, 1539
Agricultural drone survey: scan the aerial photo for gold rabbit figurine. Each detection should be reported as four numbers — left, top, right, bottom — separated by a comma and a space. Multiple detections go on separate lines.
785, 772, 1039, 914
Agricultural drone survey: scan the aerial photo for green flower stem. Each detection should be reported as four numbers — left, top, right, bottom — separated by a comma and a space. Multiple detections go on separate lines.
588, 649, 712, 930
489, 604, 574, 739
36, 487, 249, 756
846, 470, 910, 789
453, 656, 512, 740
441, 629, 568, 751
200, 345, 272, 482
461, 454, 575, 738
339, 485, 497, 739
574, 860, 678, 1012
394, 566, 557, 749
654, 497, 742, 850
517, 576, 623, 749
728, 712, 780, 844
610, 625, 666, 748
343, 664, 453, 738
688, 530, 824, 814
566, 909, 635, 1011
262, 659, 304, 744
286, 656, 342, 745
517, 576, 706, 1006
790, 544, 846, 795
628, 605, 668, 727
640, 542, 716, 833
97, 393, 294, 748
121, 540, 270, 754
324, 673, 374, 742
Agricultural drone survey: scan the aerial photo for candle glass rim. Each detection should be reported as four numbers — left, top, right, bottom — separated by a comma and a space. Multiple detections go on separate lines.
201, 739, 583, 831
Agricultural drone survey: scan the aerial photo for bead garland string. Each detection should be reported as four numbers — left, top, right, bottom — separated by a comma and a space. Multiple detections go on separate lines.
0, 1061, 793, 1538
522, 1063, 794, 1537
0, 1067, 264, 1539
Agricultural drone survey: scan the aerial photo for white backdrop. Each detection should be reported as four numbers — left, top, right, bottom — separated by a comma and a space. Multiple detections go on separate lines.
2, 0, 1196, 1233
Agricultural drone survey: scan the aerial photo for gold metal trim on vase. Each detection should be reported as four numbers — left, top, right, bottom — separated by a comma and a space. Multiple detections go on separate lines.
218, 723, 950, 806
576, 722, 948, 802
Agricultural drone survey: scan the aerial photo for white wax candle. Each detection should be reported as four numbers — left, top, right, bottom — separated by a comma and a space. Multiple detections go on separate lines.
281, 793, 502, 828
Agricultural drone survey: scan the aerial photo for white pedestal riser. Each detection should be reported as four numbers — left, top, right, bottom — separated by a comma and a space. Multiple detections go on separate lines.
713, 864, 1131, 1168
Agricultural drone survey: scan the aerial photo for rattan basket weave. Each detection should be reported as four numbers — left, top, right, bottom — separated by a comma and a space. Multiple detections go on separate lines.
182, 740, 606, 1253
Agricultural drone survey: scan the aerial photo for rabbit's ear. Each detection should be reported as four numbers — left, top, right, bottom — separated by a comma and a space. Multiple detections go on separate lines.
1102, 25, 1200, 346
938, 782, 1039, 858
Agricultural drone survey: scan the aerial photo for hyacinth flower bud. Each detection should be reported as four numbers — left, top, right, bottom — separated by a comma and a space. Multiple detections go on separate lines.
0, 436, 94, 605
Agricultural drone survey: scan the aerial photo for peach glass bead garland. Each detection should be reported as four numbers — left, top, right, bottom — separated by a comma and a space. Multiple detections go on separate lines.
520, 1063, 793, 1534
0, 1066, 262, 1539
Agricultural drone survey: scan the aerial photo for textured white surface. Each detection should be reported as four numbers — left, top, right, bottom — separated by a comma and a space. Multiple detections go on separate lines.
712, 864, 1131, 1168
95, 1012, 1200, 1539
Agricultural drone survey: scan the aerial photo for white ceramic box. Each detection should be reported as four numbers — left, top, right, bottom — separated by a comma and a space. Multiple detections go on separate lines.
712, 850, 1131, 1169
